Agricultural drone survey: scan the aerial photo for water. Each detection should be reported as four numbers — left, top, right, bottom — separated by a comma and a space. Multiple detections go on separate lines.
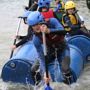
0, 0, 90, 90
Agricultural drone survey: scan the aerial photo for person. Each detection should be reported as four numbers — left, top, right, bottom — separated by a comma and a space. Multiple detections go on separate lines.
11, 0, 39, 50
54, 0, 65, 22
62, 1, 90, 37
38, 0, 61, 22
15, 0, 61, 46
54, 0, 65, 12
27, 11, 76, 84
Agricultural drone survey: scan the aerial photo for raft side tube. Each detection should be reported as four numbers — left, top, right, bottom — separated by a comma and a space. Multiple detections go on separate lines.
1, 41, 84, 84
68, 35, 90, 63
48, 45, 84, 82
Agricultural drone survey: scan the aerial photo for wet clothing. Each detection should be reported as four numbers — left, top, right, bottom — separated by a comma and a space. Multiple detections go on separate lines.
15, 17, 73, 84
32, 18, 70, 75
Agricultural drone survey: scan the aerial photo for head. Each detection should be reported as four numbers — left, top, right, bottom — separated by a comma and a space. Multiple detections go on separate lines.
27, 11, 44, 33
38, 0, 51, 12
65, 1, 76, 15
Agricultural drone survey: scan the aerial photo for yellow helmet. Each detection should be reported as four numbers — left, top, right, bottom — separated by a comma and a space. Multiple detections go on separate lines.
65, 1, 76, 10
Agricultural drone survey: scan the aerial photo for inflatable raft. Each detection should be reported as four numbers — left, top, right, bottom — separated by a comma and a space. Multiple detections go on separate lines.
1, 35, 90, 85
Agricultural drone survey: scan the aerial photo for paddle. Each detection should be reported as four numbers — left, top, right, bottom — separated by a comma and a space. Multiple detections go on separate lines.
10, 17, 22, 58
42, 32, 53, 90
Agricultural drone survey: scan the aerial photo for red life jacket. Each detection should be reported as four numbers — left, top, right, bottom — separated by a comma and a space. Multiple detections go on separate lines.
41, 9, 54, 19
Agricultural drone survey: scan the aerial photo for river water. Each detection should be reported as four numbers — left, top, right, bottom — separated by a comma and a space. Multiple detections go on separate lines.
0, 0, 90, 90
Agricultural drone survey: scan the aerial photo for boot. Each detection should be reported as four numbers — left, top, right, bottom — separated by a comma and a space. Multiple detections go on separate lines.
31, 60, 41, 85
31, 60, 40, 72
62, 70, 76, 85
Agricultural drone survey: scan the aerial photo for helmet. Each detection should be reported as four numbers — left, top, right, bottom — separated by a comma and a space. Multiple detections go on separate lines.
27, 11, 44, 26
22, 10, 31, 18
38, 0, 51, 8
65, 1, 76, 10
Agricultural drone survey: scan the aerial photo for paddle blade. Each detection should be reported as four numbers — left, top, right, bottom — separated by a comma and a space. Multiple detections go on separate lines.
45, 85, 53, 90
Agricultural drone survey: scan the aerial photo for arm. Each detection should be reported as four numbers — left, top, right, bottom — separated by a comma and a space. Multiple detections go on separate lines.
11, 35, 31, 50
16, 26, 33, 47
33, 35, 45, 73
15, 35, 30, 47
17, 35, 27, 40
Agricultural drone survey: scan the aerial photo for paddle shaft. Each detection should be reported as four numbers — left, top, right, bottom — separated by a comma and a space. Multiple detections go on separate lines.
10, 18, 22, 58
42, 32, 49, 86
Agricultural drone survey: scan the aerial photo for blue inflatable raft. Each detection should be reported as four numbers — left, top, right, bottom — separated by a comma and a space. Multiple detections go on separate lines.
1, 35, 90, 85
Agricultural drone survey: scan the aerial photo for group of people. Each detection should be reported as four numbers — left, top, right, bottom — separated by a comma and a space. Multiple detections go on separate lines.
11, 0, 90, 85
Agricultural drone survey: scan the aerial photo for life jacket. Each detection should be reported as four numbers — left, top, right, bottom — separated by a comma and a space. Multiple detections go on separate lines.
62, 14, 78, 31
41, 9, 54, 19
46, 34, 64, 47
37, 33, 64, 47
55, 11, 64, 22
68, 15, 78, 25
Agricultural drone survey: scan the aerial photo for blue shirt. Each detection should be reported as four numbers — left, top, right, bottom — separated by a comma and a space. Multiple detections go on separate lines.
33, 18, 64, 73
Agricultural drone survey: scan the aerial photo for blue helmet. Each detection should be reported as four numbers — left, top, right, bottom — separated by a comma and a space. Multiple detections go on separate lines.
38, 0, 51, 8
27, 11, 44, 26
22, 10, 31, 18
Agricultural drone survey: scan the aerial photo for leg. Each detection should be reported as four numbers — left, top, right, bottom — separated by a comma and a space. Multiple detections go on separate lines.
31, 60, 42, 85
59, 45, 76, 84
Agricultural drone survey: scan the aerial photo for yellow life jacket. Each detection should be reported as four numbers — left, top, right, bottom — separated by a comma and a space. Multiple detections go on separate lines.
62, 14, 78, 31
68, 14, 78, 25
